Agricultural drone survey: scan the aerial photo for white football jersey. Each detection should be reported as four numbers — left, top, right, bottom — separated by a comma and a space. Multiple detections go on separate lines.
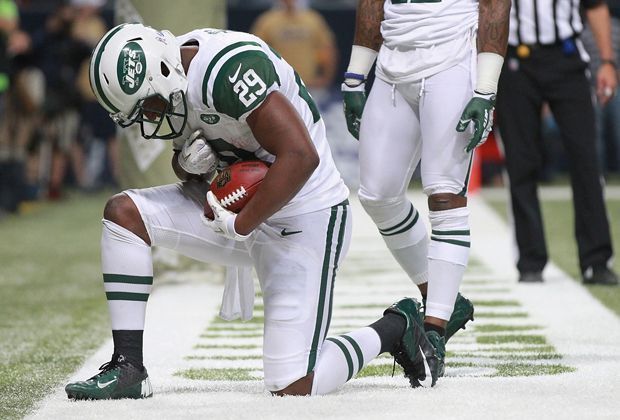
377, 0, 479, 83
175, 29, 348, 218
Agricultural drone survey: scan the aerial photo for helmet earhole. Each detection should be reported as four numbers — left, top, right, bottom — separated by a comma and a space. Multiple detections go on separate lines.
161, 62, 170, 77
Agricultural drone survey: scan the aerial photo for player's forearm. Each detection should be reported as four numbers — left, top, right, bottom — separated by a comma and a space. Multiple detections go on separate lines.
353, 0, 384, 51
477, 0, 510, 56
239, 93, 318, 234
586, 4, 615, 62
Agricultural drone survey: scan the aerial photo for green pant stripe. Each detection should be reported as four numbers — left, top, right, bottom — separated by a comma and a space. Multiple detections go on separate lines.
431, 237, 471, 248
307, 205, 338, 374
323, 203, 348, 342
340, 334, 364, 372
431, 229, 470, 236
459, 153, 475, 197
105, 292, 149, 302
326, 337, 354, 381
379, 203, 414, 235
103, 274, 153, 285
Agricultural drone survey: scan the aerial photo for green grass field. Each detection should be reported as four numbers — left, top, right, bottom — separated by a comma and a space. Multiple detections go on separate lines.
0, 189, 618, 419
486, 196, 620, 316
0, 193, 111, 420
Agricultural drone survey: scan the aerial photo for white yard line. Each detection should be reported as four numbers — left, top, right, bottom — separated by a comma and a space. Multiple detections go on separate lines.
28, 193, 620, 420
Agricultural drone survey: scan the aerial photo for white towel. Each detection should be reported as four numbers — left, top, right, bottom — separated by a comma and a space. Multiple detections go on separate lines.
219, 266, 255, 321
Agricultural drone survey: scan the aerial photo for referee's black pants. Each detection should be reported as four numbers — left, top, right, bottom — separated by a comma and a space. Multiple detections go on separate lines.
496, 45, 613, 275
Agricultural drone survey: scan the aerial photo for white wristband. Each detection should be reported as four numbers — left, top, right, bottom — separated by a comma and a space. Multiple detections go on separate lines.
346, 45, 378, 81
476, 52, 504, 94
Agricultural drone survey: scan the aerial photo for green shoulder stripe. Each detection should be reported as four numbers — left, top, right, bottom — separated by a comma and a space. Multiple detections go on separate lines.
211, 50, 280, 120
201, 41, 262, 107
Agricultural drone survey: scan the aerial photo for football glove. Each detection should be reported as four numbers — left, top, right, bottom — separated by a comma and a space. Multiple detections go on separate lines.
342, 82, 367, 140
178, 130, 219, 175
456, 91, 496, 153
201, 191, 250, 242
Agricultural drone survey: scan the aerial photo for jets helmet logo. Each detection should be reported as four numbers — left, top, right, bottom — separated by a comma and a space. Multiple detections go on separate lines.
117, 41, 146, 94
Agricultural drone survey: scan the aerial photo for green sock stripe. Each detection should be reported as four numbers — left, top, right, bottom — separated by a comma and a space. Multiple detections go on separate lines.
307, 206, 338, 374
103, 274, 153, 285
431, 237, 471, 248
340, 334, 364, 373
379, 204, 416, 236
430, 229, 470, 236
326, 337, 354, 381
382, 210, 419, 237
105, 292, 149, 302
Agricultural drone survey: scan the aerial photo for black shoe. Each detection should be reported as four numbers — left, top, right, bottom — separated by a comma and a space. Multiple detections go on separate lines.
582, 266, 619, 285
518, 271, 543, 283
384, 298, 439, 388
65, 354, 152, 400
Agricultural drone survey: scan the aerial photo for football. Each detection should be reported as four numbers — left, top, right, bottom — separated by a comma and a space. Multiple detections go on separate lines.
206, 160, 270, 215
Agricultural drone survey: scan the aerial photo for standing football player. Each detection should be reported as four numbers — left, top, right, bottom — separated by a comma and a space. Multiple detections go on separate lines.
342, 0, 510, 375
65, 23, 441, 400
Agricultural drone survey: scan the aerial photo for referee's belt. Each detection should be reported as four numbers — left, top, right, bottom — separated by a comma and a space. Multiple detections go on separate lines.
510, 37, 578, 58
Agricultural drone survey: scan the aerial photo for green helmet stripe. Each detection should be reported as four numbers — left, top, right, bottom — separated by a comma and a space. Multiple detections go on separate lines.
91, 24, 127, 113
201, 41, 262, 107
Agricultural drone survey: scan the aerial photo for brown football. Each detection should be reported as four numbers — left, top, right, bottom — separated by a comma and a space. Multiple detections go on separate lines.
206, 160, 269, 216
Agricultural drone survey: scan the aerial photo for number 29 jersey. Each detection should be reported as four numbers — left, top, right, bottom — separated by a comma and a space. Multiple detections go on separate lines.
175, 29, 348, 218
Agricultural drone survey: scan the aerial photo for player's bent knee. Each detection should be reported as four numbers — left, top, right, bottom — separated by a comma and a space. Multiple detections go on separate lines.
103, 193, 151, 245
271, 372, 314, 396
358, 189, 408, 220
428, 193, 467, 212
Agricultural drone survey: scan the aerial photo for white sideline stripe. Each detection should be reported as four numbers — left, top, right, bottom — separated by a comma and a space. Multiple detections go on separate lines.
28, 193, 620, 420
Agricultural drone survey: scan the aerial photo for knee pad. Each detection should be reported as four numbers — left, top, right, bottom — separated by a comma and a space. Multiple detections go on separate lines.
358, 190, 426, 249
428, 206, 470, 266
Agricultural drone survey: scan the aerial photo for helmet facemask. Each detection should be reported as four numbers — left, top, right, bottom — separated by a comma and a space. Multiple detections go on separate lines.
112, 89, 187, 140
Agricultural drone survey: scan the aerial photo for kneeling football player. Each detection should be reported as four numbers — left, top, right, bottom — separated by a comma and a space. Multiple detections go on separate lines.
65, 24, 441, 399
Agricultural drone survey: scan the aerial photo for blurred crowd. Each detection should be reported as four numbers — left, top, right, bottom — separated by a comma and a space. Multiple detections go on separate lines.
0, 0, 118, 217
1, 0, 619, 218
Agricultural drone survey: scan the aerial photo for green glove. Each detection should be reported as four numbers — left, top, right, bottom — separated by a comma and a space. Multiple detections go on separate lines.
342, 82, 367, 140
456, 91, 496, 153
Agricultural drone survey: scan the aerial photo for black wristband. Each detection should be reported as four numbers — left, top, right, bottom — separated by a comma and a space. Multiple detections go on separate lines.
601, 59, 617, 69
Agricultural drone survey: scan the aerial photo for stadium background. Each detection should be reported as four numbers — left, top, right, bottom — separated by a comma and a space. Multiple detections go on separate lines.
0, 1, 619, 419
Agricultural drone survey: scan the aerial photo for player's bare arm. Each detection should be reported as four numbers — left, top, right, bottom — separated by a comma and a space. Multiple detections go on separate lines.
478, 0, 510, 55
234, 91, 319, 235
354, 0, 384, 51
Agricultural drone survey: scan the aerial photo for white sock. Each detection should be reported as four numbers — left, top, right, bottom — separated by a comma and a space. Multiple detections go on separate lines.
101, 219, 153, 330
426, 260, 466, 320
426, 207, 470, 320
359, 195, 429, 284
311, 327, 381, 395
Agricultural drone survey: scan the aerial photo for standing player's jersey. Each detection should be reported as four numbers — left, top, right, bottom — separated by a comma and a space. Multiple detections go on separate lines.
377, 0, 479, 83
175, 29, 348, 218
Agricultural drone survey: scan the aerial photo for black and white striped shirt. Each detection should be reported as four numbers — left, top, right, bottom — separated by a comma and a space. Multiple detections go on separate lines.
509, 0, 605, 46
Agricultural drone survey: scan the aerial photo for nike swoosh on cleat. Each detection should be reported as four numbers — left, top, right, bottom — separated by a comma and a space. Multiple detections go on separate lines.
417, 346, 433, 388
97, 378, 117, 389
228, 63, 242, 83
281, 228, 302, 236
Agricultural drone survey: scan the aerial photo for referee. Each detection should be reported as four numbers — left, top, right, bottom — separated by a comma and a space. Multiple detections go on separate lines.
496, 0, 619, 285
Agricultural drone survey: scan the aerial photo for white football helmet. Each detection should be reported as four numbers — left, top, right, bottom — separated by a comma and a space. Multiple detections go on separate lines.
89, 23, 189, 139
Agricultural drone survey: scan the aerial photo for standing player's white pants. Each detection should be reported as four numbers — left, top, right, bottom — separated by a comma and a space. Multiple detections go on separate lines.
358, 53, 475, 321
102, 181, 360, 392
